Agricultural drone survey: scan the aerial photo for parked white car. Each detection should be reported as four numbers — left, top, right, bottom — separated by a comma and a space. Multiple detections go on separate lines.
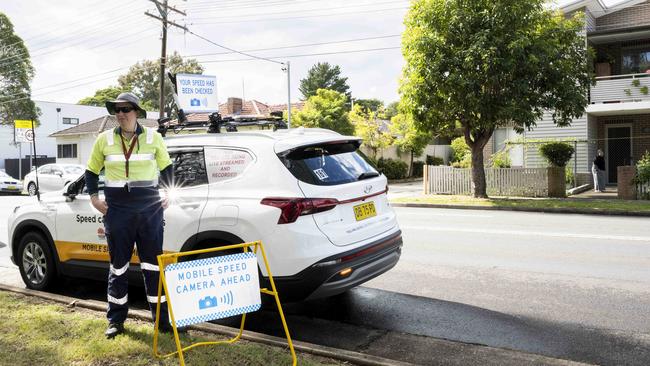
0, 170, 21, 194
22, 163, 85, 196
8, 128, 402, 301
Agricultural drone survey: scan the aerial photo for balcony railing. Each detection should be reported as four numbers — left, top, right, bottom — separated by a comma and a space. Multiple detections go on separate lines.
591, 73, 650, 104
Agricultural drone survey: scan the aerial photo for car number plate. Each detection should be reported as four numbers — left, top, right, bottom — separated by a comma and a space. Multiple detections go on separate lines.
7, 186, 16, 190
353, 202, 376, 221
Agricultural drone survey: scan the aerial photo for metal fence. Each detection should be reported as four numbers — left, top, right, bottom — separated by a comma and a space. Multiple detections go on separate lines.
424, 166, 548, 197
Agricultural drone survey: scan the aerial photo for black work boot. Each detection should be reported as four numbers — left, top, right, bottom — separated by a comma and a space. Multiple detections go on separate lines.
105, 322, 125, 339
159, 322, 187, 334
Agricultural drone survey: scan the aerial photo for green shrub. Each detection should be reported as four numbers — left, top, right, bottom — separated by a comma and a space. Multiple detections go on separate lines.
451, 154, 472, 168
377, 158, 408, 180
425, 155, 444, 166
450, 137, 470, 162
565, 166, 575, 186
635, 151, 650, 185
490, 150, 511, 168
411, 161, 424, 177
539, 142, 575, 167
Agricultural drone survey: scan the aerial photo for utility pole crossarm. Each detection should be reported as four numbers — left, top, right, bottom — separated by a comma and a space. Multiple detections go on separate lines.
144, 12, 188, 32
149, 0, 186, 16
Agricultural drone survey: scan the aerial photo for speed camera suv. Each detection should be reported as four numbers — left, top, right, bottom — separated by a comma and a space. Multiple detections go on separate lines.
8, 127, 402, 301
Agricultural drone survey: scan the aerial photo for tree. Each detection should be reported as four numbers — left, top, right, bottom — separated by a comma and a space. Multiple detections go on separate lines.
400, 0, 591, 197
354, 98, 384, 113
78, 86, 128, 107
383, 101, 399, 121
0, 12, 39, 125
350, 104, 392, 159
389, 112, 431, 175
117, 51, 203, 116
293, 89, 354, 135
299, 62, 350, 100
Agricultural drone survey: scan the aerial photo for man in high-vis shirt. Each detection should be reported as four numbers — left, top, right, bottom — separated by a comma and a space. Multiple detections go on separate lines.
85, 92, 174, 339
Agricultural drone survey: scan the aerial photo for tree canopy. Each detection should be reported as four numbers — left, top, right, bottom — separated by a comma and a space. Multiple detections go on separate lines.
350, 104, 392, 158
400, 0, 592, 197
292, 88, 354, 135
78, 86, 129, 107
389, 111, 431, 172
354, 98, 384, 113
299, 62, 350, 100
0, 12, 39, 125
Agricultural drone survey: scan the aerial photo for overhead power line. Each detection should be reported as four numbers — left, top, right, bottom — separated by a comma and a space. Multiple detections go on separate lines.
188, 6, 410, 25
184, 34, 401, 58
198, 46, 402, 64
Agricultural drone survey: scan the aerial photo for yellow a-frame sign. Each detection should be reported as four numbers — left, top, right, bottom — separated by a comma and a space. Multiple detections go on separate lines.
153, 241, 297, 365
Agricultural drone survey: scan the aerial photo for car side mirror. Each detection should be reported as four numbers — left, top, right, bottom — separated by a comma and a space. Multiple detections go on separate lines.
56, 171, 63, 177
63, 182, 77, 202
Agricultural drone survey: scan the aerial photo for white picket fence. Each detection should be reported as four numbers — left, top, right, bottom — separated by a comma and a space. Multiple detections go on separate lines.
424, 166, 549, 197
638, 182, 650, 200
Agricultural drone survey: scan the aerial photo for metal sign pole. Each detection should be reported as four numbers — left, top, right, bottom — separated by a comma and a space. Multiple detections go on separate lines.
286, 61, 292, 129
31, 120, 40, 201
18, 143, 22, 180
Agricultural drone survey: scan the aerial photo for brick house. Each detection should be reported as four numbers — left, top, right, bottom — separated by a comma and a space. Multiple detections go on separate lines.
490, 0, 650, 185
184, 97, 304, 127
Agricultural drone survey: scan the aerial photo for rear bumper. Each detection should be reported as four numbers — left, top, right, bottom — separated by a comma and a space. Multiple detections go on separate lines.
267, 230, 402, 302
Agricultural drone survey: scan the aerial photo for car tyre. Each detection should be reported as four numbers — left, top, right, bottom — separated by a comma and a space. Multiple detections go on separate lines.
17, 232, 58, 290
27, 182, 37, 196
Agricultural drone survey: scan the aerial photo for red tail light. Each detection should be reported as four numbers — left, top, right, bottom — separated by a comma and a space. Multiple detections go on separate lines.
261, 197, 339, 224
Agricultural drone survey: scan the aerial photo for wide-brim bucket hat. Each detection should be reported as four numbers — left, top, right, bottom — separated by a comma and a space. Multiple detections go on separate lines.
105, 92, 147, 119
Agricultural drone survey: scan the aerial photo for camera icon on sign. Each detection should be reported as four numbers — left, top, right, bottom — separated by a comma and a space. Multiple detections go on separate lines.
190, 98, 201, 106
198, 296, 218, 309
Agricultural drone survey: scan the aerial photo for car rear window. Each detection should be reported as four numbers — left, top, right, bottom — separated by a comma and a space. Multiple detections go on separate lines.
279, 141, 379, 186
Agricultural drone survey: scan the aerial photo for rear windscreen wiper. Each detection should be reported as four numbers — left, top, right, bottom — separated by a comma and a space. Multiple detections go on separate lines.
358, 172, 380, 180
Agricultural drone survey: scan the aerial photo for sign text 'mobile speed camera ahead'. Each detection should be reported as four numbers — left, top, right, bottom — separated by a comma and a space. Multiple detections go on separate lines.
164, 252, 261, 327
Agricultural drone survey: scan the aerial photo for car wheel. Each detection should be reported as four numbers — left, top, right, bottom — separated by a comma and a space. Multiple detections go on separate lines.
27, 182, 37, 196
17, 232, 58, 290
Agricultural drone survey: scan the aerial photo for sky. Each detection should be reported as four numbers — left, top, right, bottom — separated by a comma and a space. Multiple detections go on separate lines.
3, 0, 408, 107
1, 0, 633, 108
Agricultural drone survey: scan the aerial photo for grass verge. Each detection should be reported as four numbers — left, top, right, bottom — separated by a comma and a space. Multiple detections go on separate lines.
0, 291, 345, 366
391, 195, 650, 213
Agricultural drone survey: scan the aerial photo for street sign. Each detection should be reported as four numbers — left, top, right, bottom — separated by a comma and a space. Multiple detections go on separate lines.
175, 73, 218, 113
14, 120, 33, 143
163, 252, 261, 327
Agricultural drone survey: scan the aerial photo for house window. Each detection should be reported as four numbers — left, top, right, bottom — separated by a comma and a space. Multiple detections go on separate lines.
622, 47, 650, 74
493, 128, 508, 152
62, 117, 79, 125
57, 144, 77, 158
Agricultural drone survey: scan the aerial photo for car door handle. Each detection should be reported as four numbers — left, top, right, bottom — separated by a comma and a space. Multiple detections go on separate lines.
178, 203, 201, 210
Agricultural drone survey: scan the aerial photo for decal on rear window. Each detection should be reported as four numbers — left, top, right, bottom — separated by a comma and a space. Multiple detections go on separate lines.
313, 168, 329, 180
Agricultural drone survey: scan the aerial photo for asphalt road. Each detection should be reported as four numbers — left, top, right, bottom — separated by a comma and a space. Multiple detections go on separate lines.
1, 194, 649, 365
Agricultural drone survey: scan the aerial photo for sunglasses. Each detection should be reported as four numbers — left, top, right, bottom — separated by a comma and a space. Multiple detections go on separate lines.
114, 106, 135, 114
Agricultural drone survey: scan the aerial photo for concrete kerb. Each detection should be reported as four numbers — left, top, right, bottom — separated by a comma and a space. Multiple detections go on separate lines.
390, 202, 650, 217
0, 283, 413, 366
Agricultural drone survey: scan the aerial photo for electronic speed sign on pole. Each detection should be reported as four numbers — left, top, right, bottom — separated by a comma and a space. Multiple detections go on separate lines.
175, 74, 218, 113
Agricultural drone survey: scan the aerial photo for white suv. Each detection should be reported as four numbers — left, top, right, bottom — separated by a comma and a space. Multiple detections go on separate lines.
8, 128, 402, 301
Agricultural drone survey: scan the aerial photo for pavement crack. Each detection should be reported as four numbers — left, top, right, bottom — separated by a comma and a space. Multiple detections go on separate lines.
355, 329, 390, 352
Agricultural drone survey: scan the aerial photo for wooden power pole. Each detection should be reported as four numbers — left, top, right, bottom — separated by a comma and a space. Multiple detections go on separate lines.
145, 0, 187, 119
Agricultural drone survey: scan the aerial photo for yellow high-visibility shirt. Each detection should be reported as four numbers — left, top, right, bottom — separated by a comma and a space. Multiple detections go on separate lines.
87, 124, 171, 184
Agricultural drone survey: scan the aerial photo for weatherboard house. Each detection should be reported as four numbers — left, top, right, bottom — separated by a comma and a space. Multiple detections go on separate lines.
487, 0, 650, 186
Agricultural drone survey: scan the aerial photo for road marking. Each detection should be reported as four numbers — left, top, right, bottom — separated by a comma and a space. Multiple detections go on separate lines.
400, 226, 650, 242
396, 212, 493, 218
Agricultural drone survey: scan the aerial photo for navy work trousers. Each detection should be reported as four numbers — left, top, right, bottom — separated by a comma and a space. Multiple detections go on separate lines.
103, 186, 169, 326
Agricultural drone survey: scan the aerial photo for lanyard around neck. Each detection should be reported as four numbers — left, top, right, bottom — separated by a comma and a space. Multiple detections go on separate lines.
120, 133, 138, 178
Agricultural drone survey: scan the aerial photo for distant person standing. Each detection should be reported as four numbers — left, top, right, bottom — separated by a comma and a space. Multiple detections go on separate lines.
592, 149, 606, 193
